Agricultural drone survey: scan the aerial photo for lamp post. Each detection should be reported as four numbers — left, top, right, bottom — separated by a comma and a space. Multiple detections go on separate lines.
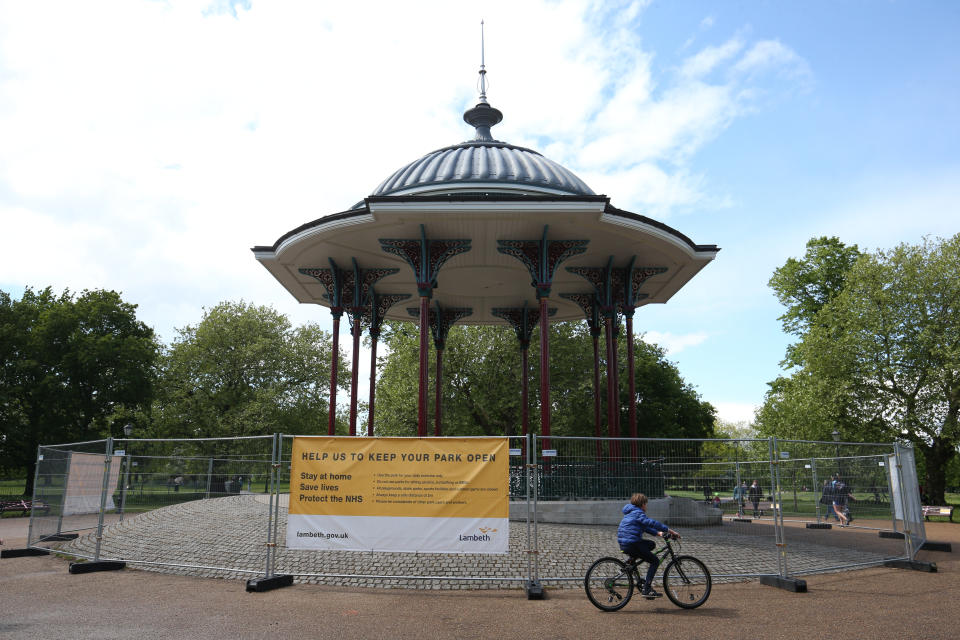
120, 424, 133, 520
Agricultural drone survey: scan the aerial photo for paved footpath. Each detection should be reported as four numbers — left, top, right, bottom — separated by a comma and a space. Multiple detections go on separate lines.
31, 495, 915, 587
2, 516, 957, 639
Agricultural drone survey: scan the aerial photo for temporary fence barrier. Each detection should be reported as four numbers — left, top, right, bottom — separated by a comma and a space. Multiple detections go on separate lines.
29, 435, 276, 577
23, 434, 927, 593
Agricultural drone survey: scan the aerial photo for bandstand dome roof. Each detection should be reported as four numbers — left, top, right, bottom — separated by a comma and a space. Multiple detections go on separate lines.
355, 99, 595, 206
253, 82, 719, 326
364, 140, 595, 201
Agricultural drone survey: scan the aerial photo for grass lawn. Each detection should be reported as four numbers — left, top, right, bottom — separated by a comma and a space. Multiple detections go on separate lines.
4, 474, 957, 522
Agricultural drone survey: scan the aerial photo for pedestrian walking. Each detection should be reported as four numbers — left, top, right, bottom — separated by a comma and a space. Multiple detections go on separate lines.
748, 479, 763, 517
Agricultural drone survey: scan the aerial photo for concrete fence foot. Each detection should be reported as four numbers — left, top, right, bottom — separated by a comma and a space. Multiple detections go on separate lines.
884, 559, 937, 572
525, 580, 545, 600
760, 576, 807, 592
69, 561, 125, 574
39, 533, 79, 542
246, 574, 294, 592
877, 532, 951, 552
1, 547, 51, 559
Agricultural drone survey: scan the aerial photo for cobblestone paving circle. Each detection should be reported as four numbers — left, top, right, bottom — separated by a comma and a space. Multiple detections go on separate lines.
56, 495, 891, 590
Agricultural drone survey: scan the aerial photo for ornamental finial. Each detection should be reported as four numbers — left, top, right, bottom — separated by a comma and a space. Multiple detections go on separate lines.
478, 20, 488, 104
463, 19, 503, 142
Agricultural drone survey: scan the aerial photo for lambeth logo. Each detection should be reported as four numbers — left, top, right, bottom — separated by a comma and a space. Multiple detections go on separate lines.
458, 527, 497, 542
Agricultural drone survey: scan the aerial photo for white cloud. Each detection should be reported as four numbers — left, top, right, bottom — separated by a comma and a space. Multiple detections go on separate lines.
680, 38, 744, 78
713, 402, 758, 425
546, 29, 809, 218
642, 330, 709, 354
0, 0, 812, 342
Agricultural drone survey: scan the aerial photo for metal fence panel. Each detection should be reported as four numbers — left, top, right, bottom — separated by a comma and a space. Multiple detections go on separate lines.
26, 434, 925, 589
28, 440, 117, 544
530, 437, 782, 585
893, 445, 925, 557
269, 435, 534, 588
32, 436, 276, 578
769, 439, 909, 576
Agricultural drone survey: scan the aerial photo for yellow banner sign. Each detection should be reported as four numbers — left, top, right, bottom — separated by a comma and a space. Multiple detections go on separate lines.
287, 437, 509, 553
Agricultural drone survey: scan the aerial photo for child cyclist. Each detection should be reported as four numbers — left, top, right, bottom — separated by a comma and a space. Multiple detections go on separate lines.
617, 492, 680, 599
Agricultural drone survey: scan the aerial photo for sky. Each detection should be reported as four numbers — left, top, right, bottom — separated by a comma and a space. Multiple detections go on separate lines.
1, 0, 958, 426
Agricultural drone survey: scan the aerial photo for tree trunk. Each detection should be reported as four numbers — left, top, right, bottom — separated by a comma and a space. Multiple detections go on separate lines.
23, 458, 37, 498
922, 439, 956, 505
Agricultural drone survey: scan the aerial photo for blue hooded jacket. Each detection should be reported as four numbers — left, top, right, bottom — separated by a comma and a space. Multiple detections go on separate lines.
617, 503, 669, 550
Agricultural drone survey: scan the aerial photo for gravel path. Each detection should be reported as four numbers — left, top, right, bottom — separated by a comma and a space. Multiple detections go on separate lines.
2, 515, 956, 639
49, 494, 908, 589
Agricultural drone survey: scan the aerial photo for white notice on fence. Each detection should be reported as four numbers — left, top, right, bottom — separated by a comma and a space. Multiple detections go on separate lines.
63, 452, 123, 515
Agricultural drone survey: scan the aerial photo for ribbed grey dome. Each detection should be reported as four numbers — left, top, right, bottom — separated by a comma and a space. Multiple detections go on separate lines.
368, 139, 595, 200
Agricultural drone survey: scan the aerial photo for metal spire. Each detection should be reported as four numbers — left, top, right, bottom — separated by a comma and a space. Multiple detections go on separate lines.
463, 19, 502, 142
478, 20, 488, 104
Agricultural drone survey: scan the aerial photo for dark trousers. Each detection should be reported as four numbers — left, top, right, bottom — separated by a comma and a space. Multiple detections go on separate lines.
622, 539, 659, 589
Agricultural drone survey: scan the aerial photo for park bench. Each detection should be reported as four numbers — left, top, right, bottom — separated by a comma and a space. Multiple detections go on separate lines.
922, 505, 954, 522
0, 499, 50, 517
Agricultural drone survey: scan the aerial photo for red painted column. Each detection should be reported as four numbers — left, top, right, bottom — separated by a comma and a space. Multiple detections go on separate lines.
328, 313, 341, 435
418, 295, 430, 437
604, 315, 620, 459
349, 318, 361, 436
612, 326, 621, 438
626, 314, 638, 458
604, 316, 617, 439
593, 333, 602, 458
539, 296, 551, 449
521, 346, 529, 437
435, 348, 443, 437
367, 335, 378, 437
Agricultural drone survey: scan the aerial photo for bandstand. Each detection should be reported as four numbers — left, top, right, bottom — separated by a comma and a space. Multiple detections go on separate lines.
252, 61, 719, 442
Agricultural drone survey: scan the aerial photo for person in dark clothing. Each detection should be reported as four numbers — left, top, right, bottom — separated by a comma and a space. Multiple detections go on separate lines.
833, 478, 855, 526
820, 478, 838, 521
733, 481, 747, 517
748, 480, 763, 517
617, 493, 680, 599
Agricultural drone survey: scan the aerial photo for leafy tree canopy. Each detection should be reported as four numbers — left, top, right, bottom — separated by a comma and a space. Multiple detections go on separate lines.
0, 287, 157, 493
758, 234, 960, 503
153, 300, 348, 438
768, 236, 861, 366
372, 319, 715, 440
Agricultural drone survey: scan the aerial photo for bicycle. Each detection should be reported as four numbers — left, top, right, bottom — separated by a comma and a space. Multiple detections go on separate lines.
584, 534, 711, 611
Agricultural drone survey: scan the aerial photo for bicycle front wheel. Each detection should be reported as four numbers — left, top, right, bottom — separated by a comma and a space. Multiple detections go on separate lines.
584, 557, 634, 611
662, 555, 711, 609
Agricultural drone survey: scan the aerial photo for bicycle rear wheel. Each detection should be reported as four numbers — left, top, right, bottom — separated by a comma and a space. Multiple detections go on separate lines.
584, 557, 634, 611
662, 555, 711, 609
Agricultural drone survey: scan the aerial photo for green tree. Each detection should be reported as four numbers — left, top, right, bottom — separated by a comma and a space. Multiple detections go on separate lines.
758, 237, 871, 442
768, 236, 861, 366
0, 287, 158, 495
800, 235, 960, 503
372, 319, 716, 440
759, 235, 960, 504
153, 301, 348, 438
372, 321, 521, 437
627, 336, 716, 439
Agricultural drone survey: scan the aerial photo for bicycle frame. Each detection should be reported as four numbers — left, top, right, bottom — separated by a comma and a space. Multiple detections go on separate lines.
629, 536, 678, 568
